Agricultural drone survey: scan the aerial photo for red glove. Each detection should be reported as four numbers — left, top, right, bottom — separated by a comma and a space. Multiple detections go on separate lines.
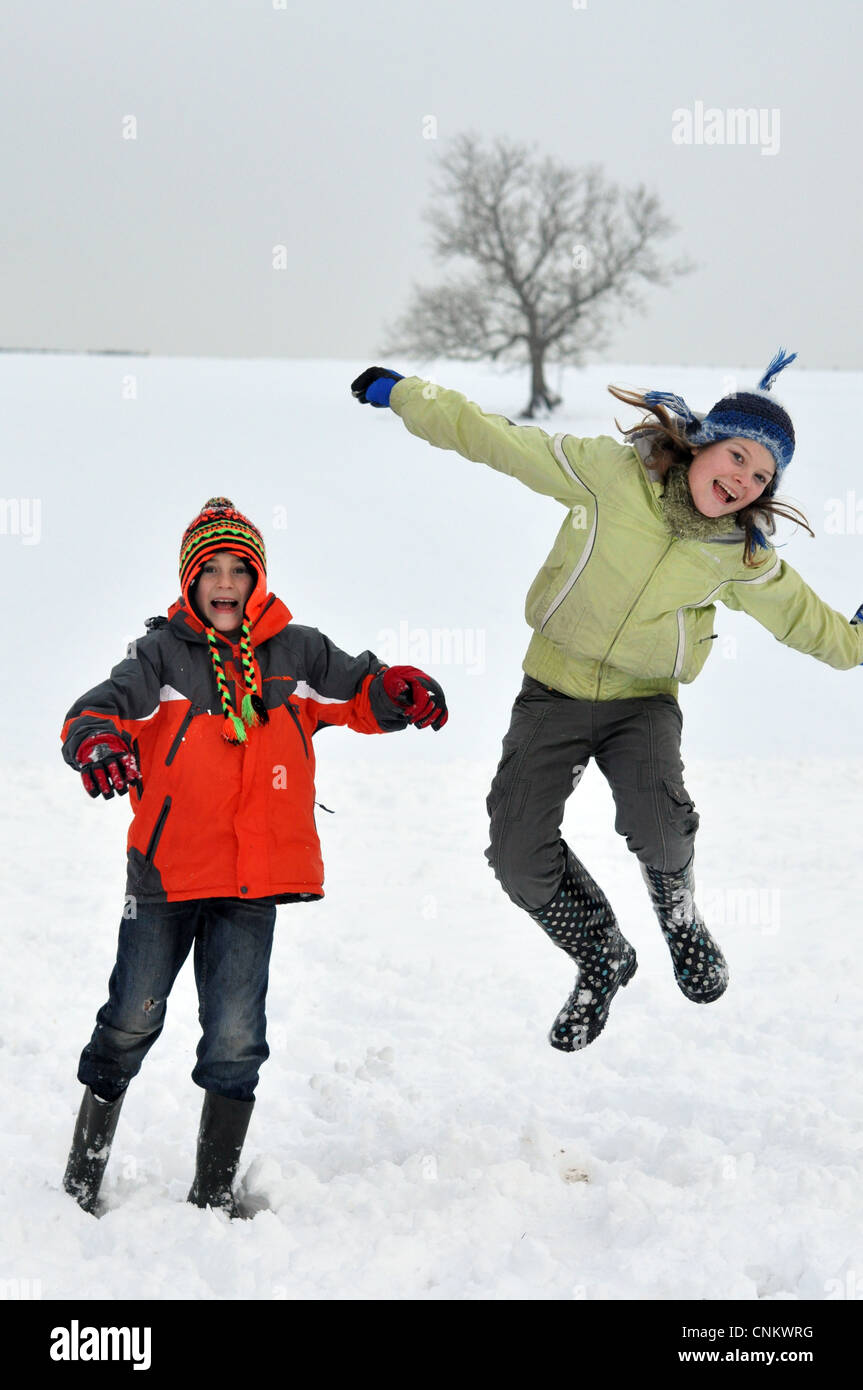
76, 732, 142, 800
382, 666, 448, 731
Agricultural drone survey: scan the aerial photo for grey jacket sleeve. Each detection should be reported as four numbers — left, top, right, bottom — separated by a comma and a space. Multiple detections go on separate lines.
60, 634, 164, 766
289, 625, 410, 734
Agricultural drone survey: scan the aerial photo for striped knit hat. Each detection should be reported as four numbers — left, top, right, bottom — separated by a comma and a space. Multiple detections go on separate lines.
180, 497, 269, 746
644, 348, 797, 495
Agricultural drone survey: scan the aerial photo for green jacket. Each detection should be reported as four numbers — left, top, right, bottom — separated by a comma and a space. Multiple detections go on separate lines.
390, 376, 863, 701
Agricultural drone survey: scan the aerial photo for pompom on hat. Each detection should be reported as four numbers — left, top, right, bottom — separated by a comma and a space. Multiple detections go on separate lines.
180, 497, 270, 746
644, 348, 798, 497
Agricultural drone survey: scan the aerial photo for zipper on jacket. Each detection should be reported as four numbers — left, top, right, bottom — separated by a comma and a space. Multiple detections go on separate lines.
165, 705, 202, 765
286, 701, 309, 759
674, 621, 718, 680
131, 736, 143, 796
674, 608, 688, 681
672, 608, 711, 681
594, 538, 676, 698
144, 796, 172, 865
672, 578, 733, 679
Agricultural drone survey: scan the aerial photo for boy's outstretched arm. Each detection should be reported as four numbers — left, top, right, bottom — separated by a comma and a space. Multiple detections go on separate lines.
60, 636, 163, 798
351, 366, 631, 506
288, 625, 447, 735
721, 554, 863, 669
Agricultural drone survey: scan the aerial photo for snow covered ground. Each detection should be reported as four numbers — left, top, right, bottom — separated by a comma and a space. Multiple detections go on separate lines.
3, 754, 862, 1301
1, 354, 861, 1300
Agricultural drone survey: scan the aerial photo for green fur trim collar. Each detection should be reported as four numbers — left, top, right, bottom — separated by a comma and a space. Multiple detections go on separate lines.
659, 463, 740, 542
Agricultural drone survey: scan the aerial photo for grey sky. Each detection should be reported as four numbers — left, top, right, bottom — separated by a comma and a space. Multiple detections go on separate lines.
1, 0, 859, 368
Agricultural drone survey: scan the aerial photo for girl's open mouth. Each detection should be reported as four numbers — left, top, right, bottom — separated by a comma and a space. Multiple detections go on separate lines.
713, 480, 738, 505
211, 599, 239, 611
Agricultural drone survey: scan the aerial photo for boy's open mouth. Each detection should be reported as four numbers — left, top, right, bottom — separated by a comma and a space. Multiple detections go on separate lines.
713, 480, 738, 505
211, 599, 239, 611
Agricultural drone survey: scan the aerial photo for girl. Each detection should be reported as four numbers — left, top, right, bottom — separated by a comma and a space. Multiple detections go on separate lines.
351, 352, 863, 1052
61, 496, 447, 1217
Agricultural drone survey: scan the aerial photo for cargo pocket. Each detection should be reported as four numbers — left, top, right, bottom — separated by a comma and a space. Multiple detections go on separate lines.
486, 747, 518, 820
485, 708, 546, 823
663, 777, 700, 836
486, 760, 530, 827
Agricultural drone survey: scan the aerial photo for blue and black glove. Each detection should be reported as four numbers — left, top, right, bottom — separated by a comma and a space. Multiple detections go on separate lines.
852, 602, 863, 664
351, 366, 404, 408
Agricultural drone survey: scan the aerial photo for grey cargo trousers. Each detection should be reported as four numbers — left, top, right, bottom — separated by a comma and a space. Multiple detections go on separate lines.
485, 676, 699, 912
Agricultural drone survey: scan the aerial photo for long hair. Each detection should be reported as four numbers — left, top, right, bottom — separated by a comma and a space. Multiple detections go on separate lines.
606, 384, 814, 567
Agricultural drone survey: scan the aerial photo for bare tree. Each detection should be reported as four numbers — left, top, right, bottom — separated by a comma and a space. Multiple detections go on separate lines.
383, 134, 696, 417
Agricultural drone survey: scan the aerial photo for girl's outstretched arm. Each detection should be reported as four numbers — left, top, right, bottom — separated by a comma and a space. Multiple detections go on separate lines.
720, 554, 863, 669
353, 367, 633, 507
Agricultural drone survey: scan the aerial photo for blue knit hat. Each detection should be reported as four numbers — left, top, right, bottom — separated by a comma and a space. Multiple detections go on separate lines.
644, 348, 797, 498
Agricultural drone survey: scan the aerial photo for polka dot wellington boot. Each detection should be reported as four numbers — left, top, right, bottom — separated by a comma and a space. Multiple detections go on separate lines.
640, 858, 729, 1003
531, 842, 638, 1051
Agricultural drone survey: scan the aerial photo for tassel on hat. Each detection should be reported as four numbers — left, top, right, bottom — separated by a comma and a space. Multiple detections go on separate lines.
757, 347, 797, 393
180, 497, 271, 745
640, 390, 699, 428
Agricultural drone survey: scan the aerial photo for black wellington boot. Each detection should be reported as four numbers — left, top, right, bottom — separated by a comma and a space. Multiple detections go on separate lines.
530, 842, 638, 1051
63, 1085, 127, 1216
187, 1091, 255, 1219
640, 857, 729, 1003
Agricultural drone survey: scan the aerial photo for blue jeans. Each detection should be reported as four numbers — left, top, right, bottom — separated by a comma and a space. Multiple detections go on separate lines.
77, 897, 277, 1103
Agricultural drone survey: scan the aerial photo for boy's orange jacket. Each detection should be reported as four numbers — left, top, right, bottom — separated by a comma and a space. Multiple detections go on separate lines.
61, 595, 408, 904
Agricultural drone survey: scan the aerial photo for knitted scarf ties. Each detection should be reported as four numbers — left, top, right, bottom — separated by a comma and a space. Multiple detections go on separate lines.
204, 617, 270, 746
